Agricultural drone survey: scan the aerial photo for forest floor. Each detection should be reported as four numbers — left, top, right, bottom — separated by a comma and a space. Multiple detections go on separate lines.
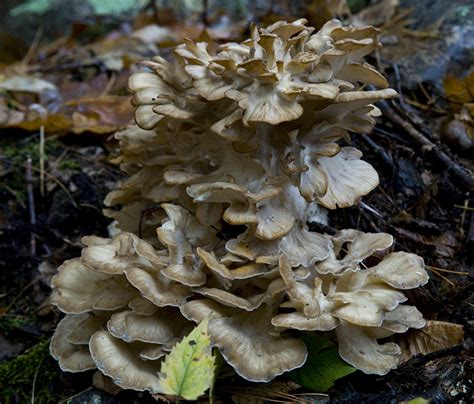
0, 1, 473, 403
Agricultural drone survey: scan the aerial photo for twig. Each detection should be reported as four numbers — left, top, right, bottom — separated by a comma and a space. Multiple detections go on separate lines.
30, 166, 78, 208
31, 353, 46, 404
359, 201, 385, 219
359, 133, 395, 170
425, 265, 469, 275
376, 98, 474, 190
39, 125, 45, 197
59, 387, 93, 404
26, 157, 36, 255
392, 63, 405, 108
100, 72, 116, 97
22, 26, 43, 66
429, 268, 456, 286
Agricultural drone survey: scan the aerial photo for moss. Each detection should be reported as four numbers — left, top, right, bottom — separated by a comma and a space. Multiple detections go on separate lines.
0, 315, 30, 338
0, 339, 63, 404
0, 134, 68, 203
58, 158, 81, 171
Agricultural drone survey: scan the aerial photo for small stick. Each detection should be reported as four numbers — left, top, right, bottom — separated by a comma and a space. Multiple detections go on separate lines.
26, 157, 36, 255
39, 125, 45, 197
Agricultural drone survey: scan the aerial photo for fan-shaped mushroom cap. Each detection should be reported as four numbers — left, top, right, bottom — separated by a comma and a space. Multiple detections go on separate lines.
89, 331, 162, 393
50, 313, 107, 372
124, 266, 192, 307
208, 302, 307, 382
382, 305, 426, 333
51, 259, 137, 314
82, 232, 165, 275
193, 276, 285, 312
107, 307, 190, 344
329, 272, 407, 327
157, 203, 216, 287
310, 147, 379, 209
370, 252, 428, 289
279, 226, 330, 267
316, 229, 393, 275
180, 299, 307, 382
336, 320, 401, 375
271, 255, 338, 331
197, 247, 278, 281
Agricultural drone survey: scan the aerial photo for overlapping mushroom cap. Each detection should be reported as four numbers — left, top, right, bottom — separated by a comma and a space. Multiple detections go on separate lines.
50, 18, 429, 395
272, 230, 428, 375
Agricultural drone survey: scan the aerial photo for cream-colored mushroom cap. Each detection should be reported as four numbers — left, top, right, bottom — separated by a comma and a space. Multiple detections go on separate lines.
51, 258, 137, 313
107, 307, 189, 344
180, 298, 308, 381
50, 313, 105, 372
89, 331, 162, 393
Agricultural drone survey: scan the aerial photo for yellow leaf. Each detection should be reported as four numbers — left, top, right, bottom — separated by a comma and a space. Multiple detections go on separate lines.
157, 319, 215, 401
444, 75, 471, 104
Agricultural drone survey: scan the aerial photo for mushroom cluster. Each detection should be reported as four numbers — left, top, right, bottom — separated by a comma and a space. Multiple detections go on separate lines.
50, 19, 429, 393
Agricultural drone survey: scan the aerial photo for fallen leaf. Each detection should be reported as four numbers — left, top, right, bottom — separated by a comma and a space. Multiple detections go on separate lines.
157, 319, 215, 401
0, 75, 57, 93
67, 96, 133, 134
444, 71, 474, 105
397, 320, 464, 363
289, 335, 356, 392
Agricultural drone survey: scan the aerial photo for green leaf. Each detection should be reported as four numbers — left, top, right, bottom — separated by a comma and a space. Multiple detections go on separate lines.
289, 335, 356, 392
158, 319, 216, 400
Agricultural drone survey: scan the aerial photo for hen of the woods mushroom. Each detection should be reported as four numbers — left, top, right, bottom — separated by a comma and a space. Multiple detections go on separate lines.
50, 19, 429, 394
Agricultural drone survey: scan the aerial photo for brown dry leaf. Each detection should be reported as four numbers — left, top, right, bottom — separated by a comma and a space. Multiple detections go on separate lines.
444, 71, 474, 105
66, 96, 133, 134
398, 320, 464, 363
0, 75, 57, 94
13, 113, 71, 133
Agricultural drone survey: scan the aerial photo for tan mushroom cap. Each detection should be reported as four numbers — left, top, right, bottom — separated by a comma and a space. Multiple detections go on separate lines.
180, 298, 308, 381
197, 247, 272, 280
370, 252, 428, 289
208, 302, 308, 382
124, 266, 192, 307
50, 313, 103, 372
192, 279, 283, 312
82, 232, 164, 275
66, 313, 108, 345
382, 305, 426, 333
107, 307, 189, 344
316, 229, 393, 275
313, 147, 379, 209
271, 311, 338, 331
89, 331, 162, 393
279, 226, 330, 267
336, 320, 401, 375
51, 258, 137, 314
329, 272, 407, 327
157, 203, 213, 287
271, 255, 339, 331
225, 229, 279, 265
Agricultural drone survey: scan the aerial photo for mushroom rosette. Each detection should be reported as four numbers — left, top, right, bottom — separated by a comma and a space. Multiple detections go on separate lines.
50, 19, 429, 393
